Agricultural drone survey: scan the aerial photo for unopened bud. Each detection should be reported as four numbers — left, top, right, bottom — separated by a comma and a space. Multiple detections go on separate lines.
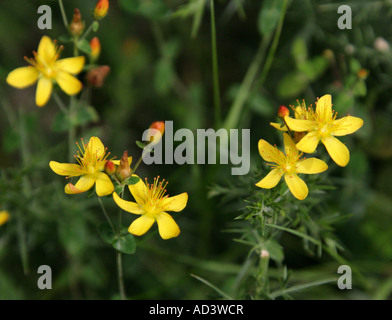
86, 65, 110, 88
357, 69, 368, 80
70, 8, 84, 36
104, 160, 116, 176
260, 249, 270, 259
116, 151, 132, 181
278, 105, 290, 118
90, 37, 101, 62
147, 121, 165, 146
94, 0, 109, 20
0, 210, 10, 226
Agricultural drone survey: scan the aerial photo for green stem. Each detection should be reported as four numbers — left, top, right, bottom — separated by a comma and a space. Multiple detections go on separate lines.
68, 96, 76, 162
258, 0, 288, 87
255, 249, 270, 299
58, 0, 69, 30
53, 91, 68, 114
117, 251, 126, 300
79, 22, 95, 43
98, 197, 115, 233
210, 0, 221, 128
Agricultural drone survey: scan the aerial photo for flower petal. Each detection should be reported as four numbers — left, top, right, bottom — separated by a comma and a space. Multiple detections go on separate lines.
6, 67, 39, 88
112, 192, 144, 215
37, 36, 56, 64
49, 161, 82, 177
284, 174, 308, 200
36, 77, 53, 106
56, 71, 82, 95
258, 139, 284, 164
65, 175, 95, 194
0, 211, 10, 226
333, 116, 364, 136
128, 175, 148, 205
295, 131, 320, 153
283, 133, 298, 157
315, 94, 332, 121
296, 158, 328, 174
95, 172, 114, 196
270, 122, 288, 131
284, 116, 315, 132
255, 168, 283, 189
55, 56, 85, 74
128, 215, 155, 236
322, 136, 350, 167
161, 193, 188, 212
155, 212, 180, 240
85, 136, 105, 160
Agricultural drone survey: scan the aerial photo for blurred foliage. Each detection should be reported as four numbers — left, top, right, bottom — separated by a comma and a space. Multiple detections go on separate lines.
1, 0, 392, 300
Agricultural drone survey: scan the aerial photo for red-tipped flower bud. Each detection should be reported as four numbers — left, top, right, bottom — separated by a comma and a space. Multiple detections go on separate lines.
90, 37, 101, 62
70, 8, 84, 36
148, 121, 165, 145
94, 0, 109, 20
86, 65, 110, 88
104, 160, 116, 176
278, 105, 290, 118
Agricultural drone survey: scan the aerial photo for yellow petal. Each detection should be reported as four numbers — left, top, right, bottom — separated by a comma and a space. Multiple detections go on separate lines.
296, 158, 328, 174
113, 192, 144, 215
283, 133, 298, 157
161, 193, 188, 212
95, 172, 114, 196
49, 161, 82, 177
65, 175, 95, 194
333, 116, 364, 136
85, 136, 105, 160
37, 36, 56, 64
56, 71, 82, 95
128, 215, 155, 236
296, 131, 320, 153
0, 211, 10, 226
36, 77, 53, 107
315, 94, 332, 121
255, 168, 283, 189
6, 67, 39, 88
270, 122, 288, 131
284, 116, 315, 132
55, 56, 85, 74
155, 212, 180, 239
258, 139, 284, 164
284, 174, 308, 200
322, 136, 350, 167
128, 175, 148, 205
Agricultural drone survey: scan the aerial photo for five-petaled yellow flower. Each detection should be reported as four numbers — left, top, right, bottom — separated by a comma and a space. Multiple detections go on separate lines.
6, 36, 85, 107
49, 137, 114, 196
256, 133, 328, 200
284, 94, 363, 167
113, 176, 188, 239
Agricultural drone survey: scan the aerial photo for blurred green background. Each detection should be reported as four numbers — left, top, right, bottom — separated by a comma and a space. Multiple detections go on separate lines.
0, 0, 392, 299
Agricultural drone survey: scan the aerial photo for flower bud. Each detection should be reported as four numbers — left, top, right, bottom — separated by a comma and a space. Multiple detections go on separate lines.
116, 151, 132, 181
70, 8, 84, 36
278, 105, 289, 118
147, 121, 165, 145
0, 210, 10, 226
90, 37, 101, 62
357, 69, 368, 80
94, 0, 109, 20
86, 65, 110, 88
104, 160, 116, 176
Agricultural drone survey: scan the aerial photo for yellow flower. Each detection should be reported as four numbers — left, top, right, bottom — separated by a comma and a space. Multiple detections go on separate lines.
113, 176, 188, 239
0, 211, 10, 226
6, 36, 85, 107
256, 133, 328, 200
49, 137, 114, 196
284, 94, 364, 167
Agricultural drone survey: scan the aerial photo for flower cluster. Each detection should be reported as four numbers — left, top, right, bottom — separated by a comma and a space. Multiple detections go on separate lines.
256, 94, 363, 200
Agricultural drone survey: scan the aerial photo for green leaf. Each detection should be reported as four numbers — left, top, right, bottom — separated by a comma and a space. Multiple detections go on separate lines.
112, 234, 136, 254
124, 176, 140, 186
136, 140, 147, 149
258, 0, 285, 36
119, 0, 169, 20
77, 39, 92, 55
72, 105, 99, 126
154, 58, 175, 94
92, 21, 99, 32
291, 37, 307, 66
58, 34, 73, 43
298, 56, 328, 81
115, 184, 125, 195
277, 72, 308, 98
98, 222, 116, 245
52, 111, 71, 132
